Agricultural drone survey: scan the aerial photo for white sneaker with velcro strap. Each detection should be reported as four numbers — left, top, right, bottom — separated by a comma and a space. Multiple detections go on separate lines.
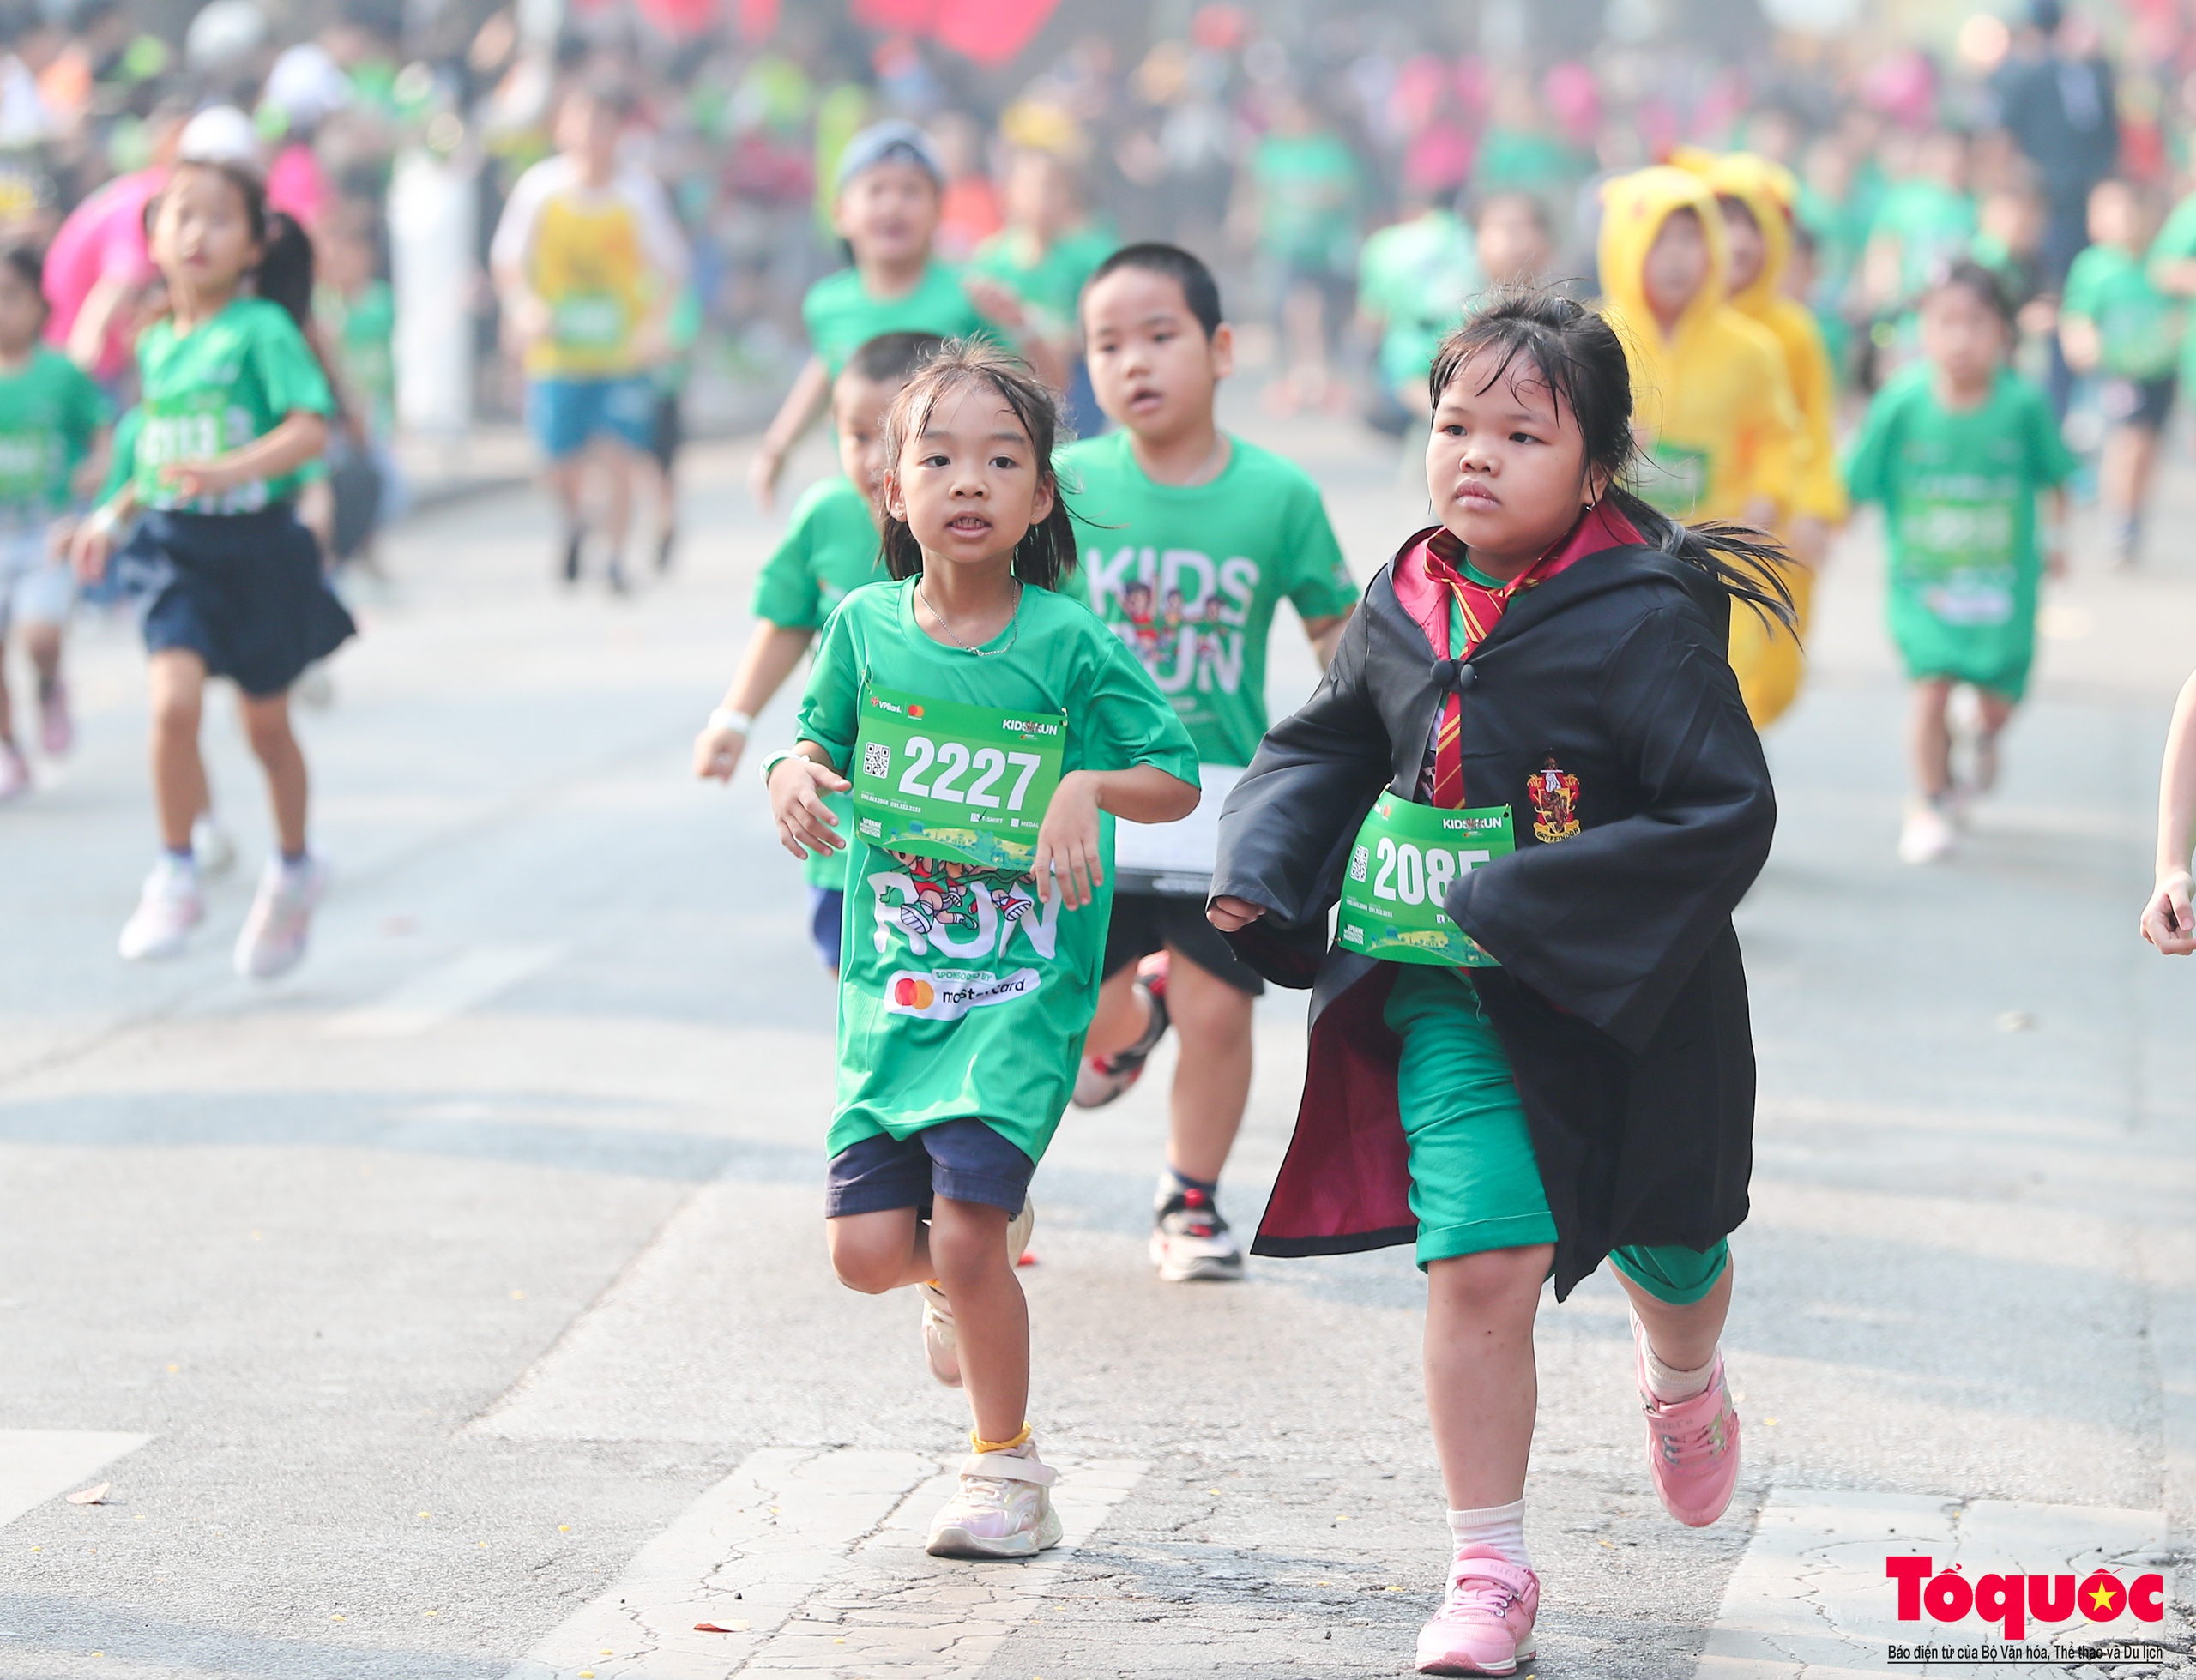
924, 1442, 1064, 1559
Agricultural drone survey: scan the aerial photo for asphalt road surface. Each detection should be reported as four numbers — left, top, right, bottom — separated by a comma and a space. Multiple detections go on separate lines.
2, 409, 2193, 1680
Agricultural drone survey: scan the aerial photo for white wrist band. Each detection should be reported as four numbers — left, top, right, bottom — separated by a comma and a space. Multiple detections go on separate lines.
709, 708, 754, 735
759, 748, 797, 787
86, 503, 122, 539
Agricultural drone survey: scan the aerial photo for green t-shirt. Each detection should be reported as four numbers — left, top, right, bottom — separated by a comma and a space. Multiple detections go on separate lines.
1357, 210, 1481, 391
801, 261, 993, 375
966, 224, 1115, 338
1064, 431, 1358, 767
1843, 364, 2073, 696
751, 473, 888, 890
1252, 131, 1360, 271
316, 279, 395, 437
796, 580, 1198, 1163
1868, 180, 1977, 304
1472, 129, 1581, 198
132, 297, 334, 513
2149, 192, 2196, 386
2064, 242, 2181, 381
0, 346, 106, 521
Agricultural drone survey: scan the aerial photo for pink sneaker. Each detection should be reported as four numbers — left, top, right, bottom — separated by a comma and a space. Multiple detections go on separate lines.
1633, 1316, 1741, 1527
38, 678, 71, 757
1415, 1546, 1539, 1676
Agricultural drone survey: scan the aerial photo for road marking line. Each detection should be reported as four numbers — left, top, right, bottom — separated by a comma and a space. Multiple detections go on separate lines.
741, 1456, 1144, 1676
499, 1448, 1144, 1680
1695, 1488, 2169, 1679
325, 943, 564, 1038
0, 1430, 152, 1528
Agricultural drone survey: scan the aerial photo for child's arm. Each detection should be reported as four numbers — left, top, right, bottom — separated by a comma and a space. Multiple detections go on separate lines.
1034, 766, 1201, 911
749, 357, 831, 513
1303, 612, 1350, 667
157, 411, 329, 503
693, 622, 815, 780
2041, 485, 2069, 579
2058, 312, 2101, 374
2142, 670, 2196, 955
958, 274, 1069, 393
766, 741, 853, 860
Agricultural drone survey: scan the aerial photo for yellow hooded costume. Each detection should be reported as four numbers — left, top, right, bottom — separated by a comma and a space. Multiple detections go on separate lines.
1598, 166, 1804, 727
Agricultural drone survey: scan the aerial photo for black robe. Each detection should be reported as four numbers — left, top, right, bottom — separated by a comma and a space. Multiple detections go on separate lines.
1210, 525, 1776, 1299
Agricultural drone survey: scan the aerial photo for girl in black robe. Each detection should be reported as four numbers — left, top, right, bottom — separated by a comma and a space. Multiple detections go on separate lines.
1207, 292, 1788, 1677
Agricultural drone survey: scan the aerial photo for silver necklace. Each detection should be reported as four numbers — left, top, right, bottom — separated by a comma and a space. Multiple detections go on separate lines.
919, 575, 1023, 657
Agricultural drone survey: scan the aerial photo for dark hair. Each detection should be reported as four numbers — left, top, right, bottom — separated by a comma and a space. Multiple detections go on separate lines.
1083, 241, 1222, 339
1427, 287, 1795, 629
1928, 257, 2014, 324
153, 160, 317, 329
0, 243, 43, 305
878, 340, 1079, 590
566, 75, 636, 122
845, 330, 945, 387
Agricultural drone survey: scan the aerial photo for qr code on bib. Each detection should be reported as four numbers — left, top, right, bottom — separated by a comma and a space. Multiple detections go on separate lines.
862, 742, 891, 779
1349, 845, 1370, 882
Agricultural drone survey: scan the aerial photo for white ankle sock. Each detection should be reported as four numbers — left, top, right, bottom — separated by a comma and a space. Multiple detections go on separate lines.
1447, 1499, 1529, 1569
1644, 1344, 1717, 1401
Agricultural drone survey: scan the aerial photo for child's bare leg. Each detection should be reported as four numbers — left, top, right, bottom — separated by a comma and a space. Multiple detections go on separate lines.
1164, 954, 1254, 1184
148, 648, 209, 850
238, 691, 309, 857
1908, 678, 1954, 799
1083, 965, 1146, 1058
596, 438, 636, 559
1614, 1255, 1734, 1374
828, 1207, 932, 1293
1424, 1244, 1549, 1508
26, 620, 60, 696
0, 631, 14, 745
929, 1195, 1029, 1443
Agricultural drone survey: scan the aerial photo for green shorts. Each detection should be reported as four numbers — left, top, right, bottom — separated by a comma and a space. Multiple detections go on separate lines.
1383, 966, 1728, 1300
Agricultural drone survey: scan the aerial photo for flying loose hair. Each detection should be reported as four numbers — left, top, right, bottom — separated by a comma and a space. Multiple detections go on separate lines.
1427, 287, 1795, 629
878, 339, 1080, 590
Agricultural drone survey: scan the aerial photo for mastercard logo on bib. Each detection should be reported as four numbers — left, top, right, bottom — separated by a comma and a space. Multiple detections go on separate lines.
892, 976, 936, 1010
882, 966, 1041, 1021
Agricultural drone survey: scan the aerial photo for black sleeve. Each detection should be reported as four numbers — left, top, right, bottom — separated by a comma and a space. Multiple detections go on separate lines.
1210, 592, 1394, 987
1451, 599, 1776, 1052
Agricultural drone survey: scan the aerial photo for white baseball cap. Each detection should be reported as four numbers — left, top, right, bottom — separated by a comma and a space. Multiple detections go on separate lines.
178, 104, 262, 167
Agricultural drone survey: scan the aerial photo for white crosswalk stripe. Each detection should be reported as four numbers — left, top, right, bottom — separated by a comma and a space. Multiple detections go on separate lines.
0, 1430, 152, 1529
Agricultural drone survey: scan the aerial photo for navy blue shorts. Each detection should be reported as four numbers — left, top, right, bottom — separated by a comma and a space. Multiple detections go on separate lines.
120, 506, 355, 698
825, 1117, 1035, 1219
807, 885, 844, 972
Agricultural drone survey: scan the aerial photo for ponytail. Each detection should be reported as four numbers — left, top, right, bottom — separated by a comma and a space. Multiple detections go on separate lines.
1604, 489, 1795, 629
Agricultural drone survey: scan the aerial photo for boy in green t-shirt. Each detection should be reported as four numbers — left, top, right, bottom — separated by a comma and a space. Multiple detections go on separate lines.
1065, 243, 1359, 1283
967, 146, 1114, 434
695, 331, 944, 972
1844, 262, 2072, 866
751, 122, 1053, 512
2062, 178, 2179, 568
0, 245, 107, 801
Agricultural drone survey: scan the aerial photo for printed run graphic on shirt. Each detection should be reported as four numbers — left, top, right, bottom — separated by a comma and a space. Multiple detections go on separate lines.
1892, 458, 2027, 627
1083, 544, 1263, 702
861, 849, 1065, 1019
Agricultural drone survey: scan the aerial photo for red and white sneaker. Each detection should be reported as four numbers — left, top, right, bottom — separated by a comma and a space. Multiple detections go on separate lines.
1633, 1313, 1742, 1527
1071, 950, 1171, 1108
1150, 1182, 1244, 1281
1415, 1545, 1540, 1676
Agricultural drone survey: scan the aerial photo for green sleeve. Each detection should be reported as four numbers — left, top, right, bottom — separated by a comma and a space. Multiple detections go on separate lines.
2060, 250, 2102, 321
2024, 382, 2078, 487
2151, 196, 2196, 268
1081, 623, 1200, 783
1280, 479, 1359, 619
253, 308, 335, 418
63, 360, 107, 466
792, 597, 866, 771
1841, 386, 1897, 509
751, 485, 825, 629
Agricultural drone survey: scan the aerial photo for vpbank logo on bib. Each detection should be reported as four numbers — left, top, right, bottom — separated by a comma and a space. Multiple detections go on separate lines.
884, 966, 1041, 1020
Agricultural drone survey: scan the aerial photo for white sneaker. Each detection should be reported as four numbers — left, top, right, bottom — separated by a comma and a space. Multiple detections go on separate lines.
118, 855, 204, 960
918, 1197, 1035, 1388
0, 743, 28, 802
924, 1443, 1064, 1559
1150, 1181, 1246, 1282
1897, 803, 1957, 864
190, 814, 237, 876
234, 857, 327, 979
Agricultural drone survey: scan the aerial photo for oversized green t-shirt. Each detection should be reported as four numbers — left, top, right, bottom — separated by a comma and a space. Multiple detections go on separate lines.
132, 297, 334, 513
1252, 131, 1359, 270
1868, 179, 1977, 303
2063, 242, 2181, 381
0, 346, 106, 521
800, 262, 993, 375
1064, 431, 1358, 767
316, 278, 395, 437
795, 580, 1198, 1162
1357, 210, 1481, 391
1843, 364, 2073, 697
751, 473, 887, 890
966, 224, 1115, 338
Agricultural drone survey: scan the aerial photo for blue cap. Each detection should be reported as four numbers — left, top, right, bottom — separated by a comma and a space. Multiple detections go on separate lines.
835, 119, 945, 191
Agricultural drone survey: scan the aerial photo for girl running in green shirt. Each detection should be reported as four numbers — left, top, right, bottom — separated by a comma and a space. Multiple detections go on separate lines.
766, 343, 1198, 1559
